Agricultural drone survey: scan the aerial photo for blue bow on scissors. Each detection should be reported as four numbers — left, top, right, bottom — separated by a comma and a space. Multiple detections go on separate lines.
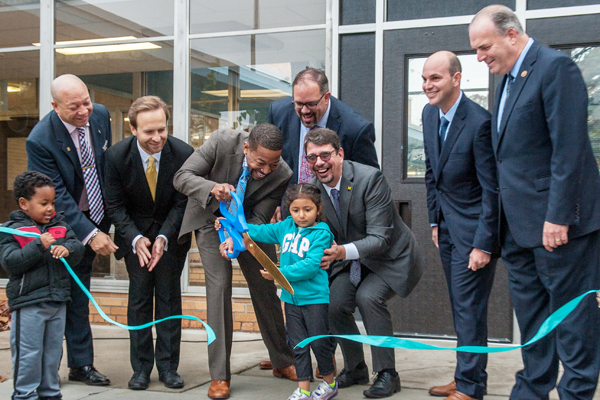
217, 191, 248, 259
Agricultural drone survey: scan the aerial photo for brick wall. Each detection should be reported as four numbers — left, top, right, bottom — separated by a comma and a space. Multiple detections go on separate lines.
0, 288, 277, 333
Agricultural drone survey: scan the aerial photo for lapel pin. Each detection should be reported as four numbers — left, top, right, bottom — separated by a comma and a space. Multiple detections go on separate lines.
348, 186, 351, 190
521, 70, 527, 78
98, 130, 101, 134
102, 140, 108, 151
67, 147, 71, 151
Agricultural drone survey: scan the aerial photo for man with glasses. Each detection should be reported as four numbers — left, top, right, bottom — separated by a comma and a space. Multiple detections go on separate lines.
305, 128, 423, 398
268, 68, 379, 188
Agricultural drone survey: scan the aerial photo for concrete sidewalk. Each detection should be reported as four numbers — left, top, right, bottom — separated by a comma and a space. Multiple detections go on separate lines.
0, 325, 596, 399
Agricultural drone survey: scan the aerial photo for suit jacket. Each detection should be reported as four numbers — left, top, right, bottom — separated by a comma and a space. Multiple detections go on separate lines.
313, 161, 423, 297
104, 135, 194, 260
423, 95, 499, 260
174, 129, 293, 241
26, 105, 112, 241
493, 40, 600, 248
268, 96, 379, 183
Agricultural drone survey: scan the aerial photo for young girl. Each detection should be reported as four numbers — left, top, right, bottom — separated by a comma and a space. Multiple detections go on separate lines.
218, 183, 337, 400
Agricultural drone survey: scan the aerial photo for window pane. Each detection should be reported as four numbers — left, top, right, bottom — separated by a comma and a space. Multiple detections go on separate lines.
340, 0, 375, 25
566, 47, 600, 171
388, 0, 514, 22
0, 1, 39, 48
190, 0, 325, 35
188, 30, 325, 288
55, 0, 174, 42
0, 50, 39, 279
55, 41, 173, 280
406, 54, 489, 178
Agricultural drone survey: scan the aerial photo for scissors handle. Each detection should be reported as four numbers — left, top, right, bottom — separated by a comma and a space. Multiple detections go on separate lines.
219, 191, 248, 234
217, 218, 246, 259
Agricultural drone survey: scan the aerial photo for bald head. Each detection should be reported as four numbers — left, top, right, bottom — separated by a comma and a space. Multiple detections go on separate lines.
422, 51, 462, 113
51, 74, 93, 127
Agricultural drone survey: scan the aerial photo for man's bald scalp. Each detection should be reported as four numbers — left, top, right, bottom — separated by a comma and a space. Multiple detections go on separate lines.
51, 74, 87, 103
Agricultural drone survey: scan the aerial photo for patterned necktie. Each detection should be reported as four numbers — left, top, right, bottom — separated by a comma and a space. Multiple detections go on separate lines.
439, 116, 450, 148
236, 165, 251, 202
298, 127, 316, 183
146, 156, 157, 201
76, 127, 104, 224
506, 74, 515, 97
331, 188, 361, 287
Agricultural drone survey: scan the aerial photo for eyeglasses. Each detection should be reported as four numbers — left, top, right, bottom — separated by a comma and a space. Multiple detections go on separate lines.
304, 150, 336, 164
292, 92, 326, 110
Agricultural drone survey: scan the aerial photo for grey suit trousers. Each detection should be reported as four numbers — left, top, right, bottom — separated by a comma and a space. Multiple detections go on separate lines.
329, 269, 396, 373
196, 224, 293, 380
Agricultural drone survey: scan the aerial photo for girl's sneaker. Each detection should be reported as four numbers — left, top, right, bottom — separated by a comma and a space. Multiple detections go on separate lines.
288, 387, 311, 400
312, 380, 338, 400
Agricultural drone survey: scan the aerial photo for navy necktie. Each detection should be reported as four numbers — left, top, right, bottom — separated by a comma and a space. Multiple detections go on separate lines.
439, 116, 450, 148
331, 188, 361, 287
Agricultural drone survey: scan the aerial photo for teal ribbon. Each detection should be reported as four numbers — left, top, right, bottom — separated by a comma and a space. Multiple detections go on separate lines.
0, 226, 216, 345
297, 290, 600, 353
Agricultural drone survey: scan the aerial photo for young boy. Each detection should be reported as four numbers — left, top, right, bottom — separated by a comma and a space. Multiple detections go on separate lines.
0, 171, 85, 400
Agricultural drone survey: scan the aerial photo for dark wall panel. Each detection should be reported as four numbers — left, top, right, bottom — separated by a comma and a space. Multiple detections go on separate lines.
527, 14, 600, 47
528, 0, 600, 9
382, 24, 513, 340
387, 0, 514, 21
339, 33, 375, 123
340, 0, 376, 25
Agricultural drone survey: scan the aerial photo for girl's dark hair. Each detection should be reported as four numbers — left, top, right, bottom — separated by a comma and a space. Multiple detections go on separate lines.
284, 183, 325, 222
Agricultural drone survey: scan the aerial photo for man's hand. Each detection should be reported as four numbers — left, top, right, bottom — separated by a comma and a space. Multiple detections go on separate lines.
40, 232, 56, 249
321, 243, 346, 269
146, 237, 166, 272
431, 226, 439, 248
270, 206, 282, 224
542, 221, 569, 252
219, 237, 234, 259
468, 248, 491, 271
90, 231, 118, 256
210, 183, 236, 203
51, 245, 70, 259
135, 237, 152, 267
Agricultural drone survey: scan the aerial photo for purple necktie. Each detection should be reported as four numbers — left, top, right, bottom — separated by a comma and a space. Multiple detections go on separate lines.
77, 127, 104, 224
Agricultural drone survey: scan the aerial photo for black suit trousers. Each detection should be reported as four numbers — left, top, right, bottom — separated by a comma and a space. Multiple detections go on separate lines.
438, 218, 496, 400
125, 247, 185, 374
501, 216, 600, 400
329, 269, 396, 373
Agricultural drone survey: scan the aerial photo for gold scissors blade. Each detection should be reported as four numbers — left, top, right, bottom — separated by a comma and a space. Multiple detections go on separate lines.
243, 233, 294, 295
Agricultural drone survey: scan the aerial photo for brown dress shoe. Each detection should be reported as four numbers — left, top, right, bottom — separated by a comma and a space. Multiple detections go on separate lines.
429, 380, 456, 397
208, 380, 230, 399
315, 355, 337, 379
259, 360, 273, 370
273, 365, 298, 381
444, 391, 477, 400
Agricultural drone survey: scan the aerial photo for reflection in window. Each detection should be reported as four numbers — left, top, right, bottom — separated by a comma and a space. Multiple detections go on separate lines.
566, 47, 600, 171
406, 54, 489, 178
0, 1, 40, 48
188, 30, 325, 287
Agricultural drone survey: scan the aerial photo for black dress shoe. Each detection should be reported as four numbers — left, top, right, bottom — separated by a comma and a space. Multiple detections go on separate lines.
159, 370, 184, 389
335, 363, 369, 389
68, 365, 111, 386
363, 371, 401, 398
128, 371, 150, 390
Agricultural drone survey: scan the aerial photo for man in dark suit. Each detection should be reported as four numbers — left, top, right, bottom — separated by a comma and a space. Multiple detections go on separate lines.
26, 74, 117, 386
268, 68, 379, 186
470, 5, 600, 400
304, 128, 423, 399
422, 51, 498, 400
103, 96, 193, 390
174, 124, 295, 399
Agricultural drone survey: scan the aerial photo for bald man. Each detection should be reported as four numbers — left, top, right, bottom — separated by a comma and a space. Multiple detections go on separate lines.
421, 51, 498, 400
26, 74, 117, 386
469, 6, 600, 400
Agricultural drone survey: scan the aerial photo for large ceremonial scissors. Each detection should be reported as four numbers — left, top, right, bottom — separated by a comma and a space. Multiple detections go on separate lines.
218, 192, 294, 295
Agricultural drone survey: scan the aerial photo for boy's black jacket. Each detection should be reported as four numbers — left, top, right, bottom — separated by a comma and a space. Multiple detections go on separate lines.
0, 210, 85, 311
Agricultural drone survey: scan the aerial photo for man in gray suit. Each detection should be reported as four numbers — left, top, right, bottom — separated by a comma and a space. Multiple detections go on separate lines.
306, 128, 424, 399
173, 124, 295, 399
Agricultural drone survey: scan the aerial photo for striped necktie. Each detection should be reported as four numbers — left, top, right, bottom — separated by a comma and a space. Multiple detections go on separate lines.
76, 127, 104, 224
298, 127, 316, 183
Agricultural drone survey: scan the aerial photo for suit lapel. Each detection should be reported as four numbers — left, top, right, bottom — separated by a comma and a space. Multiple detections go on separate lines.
317, 180, 342, 238
338, 163, 354, 237
491, 77, 505, 154
155, 138, 172, 209
88, 113, 108, 182
52, 113, 83, 181
130, 138, 154, 205
497, 41, 539, 146
437, 97, 468, 177
326, 97, 342, 133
